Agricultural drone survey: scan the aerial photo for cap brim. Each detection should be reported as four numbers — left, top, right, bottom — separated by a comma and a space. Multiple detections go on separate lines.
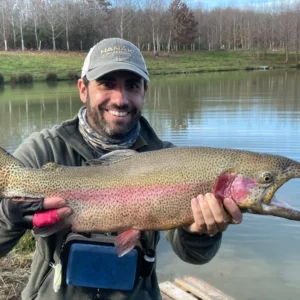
86, 62, 150, 82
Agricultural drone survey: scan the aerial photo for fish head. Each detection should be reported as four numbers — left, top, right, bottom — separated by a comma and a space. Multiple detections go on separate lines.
214, 152, 300, 221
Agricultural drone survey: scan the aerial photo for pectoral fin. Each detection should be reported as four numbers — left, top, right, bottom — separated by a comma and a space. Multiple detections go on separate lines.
114, 229, 141, 257
86, 149, 138, 166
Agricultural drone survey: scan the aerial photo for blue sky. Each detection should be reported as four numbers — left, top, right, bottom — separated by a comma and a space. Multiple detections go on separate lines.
184, 0, 281, 10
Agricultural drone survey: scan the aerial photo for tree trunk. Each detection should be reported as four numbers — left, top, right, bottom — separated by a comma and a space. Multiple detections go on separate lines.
34, 19, 39, 50
12, 21, 16, 48
52, 25, 56, 51
1, 6, 7, 51
156, 33, 160, 55
167, 28, 172, 55
20, 14, 24, 51
66, 24, 70, 51
285, 43, 289, 63
152, 27, 156, 55
233, 16, 236, 50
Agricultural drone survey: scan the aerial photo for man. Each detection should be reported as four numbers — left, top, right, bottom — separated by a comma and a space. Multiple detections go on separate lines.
0, 38, 242, 300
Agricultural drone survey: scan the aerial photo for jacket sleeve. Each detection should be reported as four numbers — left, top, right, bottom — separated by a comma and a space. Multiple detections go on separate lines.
162, 140, 222, 264
165, 228, 222, 264
0, 137, 43, 257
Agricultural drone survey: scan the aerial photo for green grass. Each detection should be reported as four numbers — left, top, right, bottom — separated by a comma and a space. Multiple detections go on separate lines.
0, 49, 299, 84
12, 231, 35, 255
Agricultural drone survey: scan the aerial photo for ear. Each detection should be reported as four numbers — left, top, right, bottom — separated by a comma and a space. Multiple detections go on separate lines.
144, 83, 148, 92
78, 78, 87, 104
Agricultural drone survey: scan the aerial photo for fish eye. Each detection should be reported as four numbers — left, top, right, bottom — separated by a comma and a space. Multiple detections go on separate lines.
261, 172, 273, 183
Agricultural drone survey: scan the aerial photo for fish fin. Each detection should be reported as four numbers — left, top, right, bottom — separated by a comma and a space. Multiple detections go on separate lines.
219, 167, 236, 174
86, 150, 138, 166
114, 229, 141, 257
0, 147, 25, 168
33, 218, 71, 237
41, 162, 62, 171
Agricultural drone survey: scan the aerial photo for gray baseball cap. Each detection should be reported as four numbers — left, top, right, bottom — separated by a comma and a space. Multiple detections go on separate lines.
81, 38, 150, 82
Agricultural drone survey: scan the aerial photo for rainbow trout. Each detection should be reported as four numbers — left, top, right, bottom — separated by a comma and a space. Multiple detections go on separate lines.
0, 146, 300, 256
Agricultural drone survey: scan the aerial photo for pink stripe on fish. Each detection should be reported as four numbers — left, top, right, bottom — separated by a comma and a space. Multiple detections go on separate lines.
64, 181, 210, 204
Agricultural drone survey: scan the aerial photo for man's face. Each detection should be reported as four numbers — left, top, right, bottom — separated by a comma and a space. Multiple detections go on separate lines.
78, 71, 147, 139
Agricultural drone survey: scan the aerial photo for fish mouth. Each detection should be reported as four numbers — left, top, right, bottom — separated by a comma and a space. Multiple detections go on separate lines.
249, 196, 300, 221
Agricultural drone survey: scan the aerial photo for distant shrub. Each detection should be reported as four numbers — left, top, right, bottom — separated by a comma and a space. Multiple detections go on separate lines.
0, 73, 4, 85
10, 73, 33, 84
21, 73, 33, 83
46, 72, 58, 82
10, 74, 18, 84
68, 71, 80, 80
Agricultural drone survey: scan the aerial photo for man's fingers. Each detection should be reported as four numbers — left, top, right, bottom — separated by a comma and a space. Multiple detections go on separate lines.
43, 197, 67, 210
199, 194, 218, 236
205, 193, 229, 232
183, 197, 207, 234
223, 198, 243, 224
191, 197, 207, 233
57, 207, 73, 220
33, 207, 72, 227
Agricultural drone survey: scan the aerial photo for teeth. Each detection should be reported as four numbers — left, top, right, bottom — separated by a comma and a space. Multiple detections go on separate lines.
108, 111, 128, 117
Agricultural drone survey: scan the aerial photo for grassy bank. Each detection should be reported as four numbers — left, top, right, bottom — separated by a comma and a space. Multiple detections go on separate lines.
0, 49, 299, 84
0, 232, 34, 299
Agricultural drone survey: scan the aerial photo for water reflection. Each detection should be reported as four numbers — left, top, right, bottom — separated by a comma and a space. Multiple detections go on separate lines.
0, 70, 300, 299
0, 83, 80, 152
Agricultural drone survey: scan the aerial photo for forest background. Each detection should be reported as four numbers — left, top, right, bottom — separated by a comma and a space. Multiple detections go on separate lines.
0, 0, 300, 64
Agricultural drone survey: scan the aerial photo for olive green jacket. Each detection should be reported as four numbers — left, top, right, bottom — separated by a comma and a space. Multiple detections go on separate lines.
0, 114, 222, 300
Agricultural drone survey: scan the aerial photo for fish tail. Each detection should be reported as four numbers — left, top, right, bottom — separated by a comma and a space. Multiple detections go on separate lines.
0, 147, 24, 197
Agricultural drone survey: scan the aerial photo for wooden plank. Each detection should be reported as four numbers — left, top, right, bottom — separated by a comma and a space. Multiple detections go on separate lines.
161, 292, 174, 300
175, 276, 235, 300
159, 281, 198, 300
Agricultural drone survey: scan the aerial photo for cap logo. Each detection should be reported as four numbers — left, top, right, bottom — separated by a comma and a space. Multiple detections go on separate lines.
100, 46, 134, 55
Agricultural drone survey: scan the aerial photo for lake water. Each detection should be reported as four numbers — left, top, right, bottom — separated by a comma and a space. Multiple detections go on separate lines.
0, 69, 299, 299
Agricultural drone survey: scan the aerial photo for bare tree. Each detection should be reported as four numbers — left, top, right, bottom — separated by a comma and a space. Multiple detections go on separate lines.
0, 0, 8, 50
279, 0, 292, 62
38, 0, 64, 51
6, 0, 17, 49
295, 1, 300, 62
145, 0, 166, 55
13, 0, 26, 51
112, 0, 136, 39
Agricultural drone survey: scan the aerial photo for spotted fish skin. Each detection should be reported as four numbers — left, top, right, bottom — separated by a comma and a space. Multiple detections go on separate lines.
0, 146, 300, 235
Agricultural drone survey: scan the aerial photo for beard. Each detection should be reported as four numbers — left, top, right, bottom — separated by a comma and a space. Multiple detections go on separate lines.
85, 94, 142, 139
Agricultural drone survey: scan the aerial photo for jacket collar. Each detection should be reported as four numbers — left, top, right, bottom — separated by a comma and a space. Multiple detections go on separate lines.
56, 113, 163, 161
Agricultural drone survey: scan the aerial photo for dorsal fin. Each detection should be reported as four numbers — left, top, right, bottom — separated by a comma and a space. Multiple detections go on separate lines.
41, 162, 62, 171
86, 149, 138, 166
0, 147, 24, 169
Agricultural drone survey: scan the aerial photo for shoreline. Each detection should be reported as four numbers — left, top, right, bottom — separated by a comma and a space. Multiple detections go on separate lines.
0, 50, 299, 85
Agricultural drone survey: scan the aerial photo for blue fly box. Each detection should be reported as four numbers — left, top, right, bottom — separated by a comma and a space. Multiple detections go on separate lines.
66, 243, 138, 290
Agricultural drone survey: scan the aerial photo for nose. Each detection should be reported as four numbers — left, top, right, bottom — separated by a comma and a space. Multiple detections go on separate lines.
110, 87, 128, 106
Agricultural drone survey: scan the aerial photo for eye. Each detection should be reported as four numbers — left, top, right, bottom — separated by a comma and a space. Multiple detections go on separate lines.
127, 82, 141, 90
261, 172, 273, 184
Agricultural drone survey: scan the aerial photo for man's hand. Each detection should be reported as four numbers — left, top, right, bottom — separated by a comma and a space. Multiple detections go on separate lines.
2, 197, 72, 229
183, 193, 243, 236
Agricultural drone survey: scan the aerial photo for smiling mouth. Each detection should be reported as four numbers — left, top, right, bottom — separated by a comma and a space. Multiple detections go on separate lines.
107, 110, 129, 117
